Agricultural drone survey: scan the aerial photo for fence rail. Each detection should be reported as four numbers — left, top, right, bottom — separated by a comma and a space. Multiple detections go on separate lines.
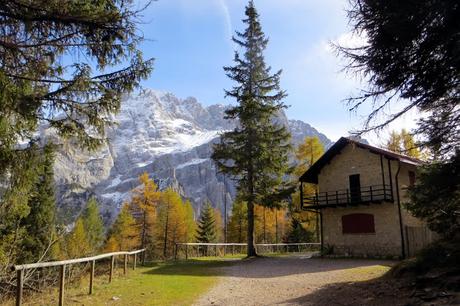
12, 249, 146, 306
174, 243, 321, 260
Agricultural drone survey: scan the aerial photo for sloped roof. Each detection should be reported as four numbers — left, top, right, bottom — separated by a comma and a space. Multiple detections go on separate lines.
299, 137, 423, 184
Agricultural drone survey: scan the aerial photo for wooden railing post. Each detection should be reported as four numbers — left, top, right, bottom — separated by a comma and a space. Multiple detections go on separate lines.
133, 253, 137, 270
109, 256, 115, 283
59, 265, 66, 306
16, 269, 23, 306
124, 254, 128, 275
185, 244, 188, 260
89, 260, 95, 295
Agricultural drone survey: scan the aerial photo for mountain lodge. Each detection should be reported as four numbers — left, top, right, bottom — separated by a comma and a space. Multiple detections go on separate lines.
300, 137, 434, 258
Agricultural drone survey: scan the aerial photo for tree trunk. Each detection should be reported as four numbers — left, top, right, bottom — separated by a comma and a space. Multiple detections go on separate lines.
163, 207, 169, 258
141, 212, 146, 249
247, 199, 257, 257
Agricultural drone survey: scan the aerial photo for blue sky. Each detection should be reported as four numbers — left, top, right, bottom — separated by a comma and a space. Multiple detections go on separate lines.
136, 0, 418, 143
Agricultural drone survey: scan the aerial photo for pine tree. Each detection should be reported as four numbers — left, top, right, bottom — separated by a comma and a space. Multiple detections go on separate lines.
339, 0, 458, 156
82, 198, 105, 254
196, 202, 217, 243
286, 218, 314, 243
19, 143, 57, 263
0, 0, 152, 283
212, 0, 293, 257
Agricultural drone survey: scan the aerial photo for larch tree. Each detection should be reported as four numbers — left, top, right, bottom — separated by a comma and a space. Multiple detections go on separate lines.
213, 208, 225, 243
385, 129, 421, 159
227, 200, 247, 243
211, 0, 293, 257
294, 136, 325, 178
66, 218, 90, 258
128, 173, 160, 253
184, 200, 196, 243
292, 136, 324, 242
105, 204, 139, 252
156, 188, 186, 258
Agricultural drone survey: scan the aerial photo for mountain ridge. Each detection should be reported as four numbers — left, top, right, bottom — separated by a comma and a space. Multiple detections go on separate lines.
44, 89, 332, 224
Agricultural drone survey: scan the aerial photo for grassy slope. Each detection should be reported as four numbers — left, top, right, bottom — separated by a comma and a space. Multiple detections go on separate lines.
14, 257, 243, 306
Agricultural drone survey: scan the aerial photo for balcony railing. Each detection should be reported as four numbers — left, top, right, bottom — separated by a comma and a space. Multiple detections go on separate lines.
302, 184, 393, 209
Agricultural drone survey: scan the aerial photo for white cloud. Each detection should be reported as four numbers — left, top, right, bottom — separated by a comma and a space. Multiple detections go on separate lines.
217, 0, 233, 41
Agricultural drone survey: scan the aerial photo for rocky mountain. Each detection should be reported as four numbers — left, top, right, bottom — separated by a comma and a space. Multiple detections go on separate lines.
45, 89, 331, 224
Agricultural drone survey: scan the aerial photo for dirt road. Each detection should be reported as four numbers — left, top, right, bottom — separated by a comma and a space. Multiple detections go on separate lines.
193, 255, 404, 306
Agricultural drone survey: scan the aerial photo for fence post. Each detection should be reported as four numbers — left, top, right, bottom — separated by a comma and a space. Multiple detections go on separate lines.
133, 253, 137, 270
89, 260, 95, 295
231, 245, 234, 255
185, 244, 188, 260
109, 256, 115, 283
59, 265, 66, 306
124, 254, 128, 275
215, 245, 218, 257
16, 269, 24, 306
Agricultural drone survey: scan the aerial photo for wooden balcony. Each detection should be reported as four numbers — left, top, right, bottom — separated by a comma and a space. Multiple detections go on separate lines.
302, 184, 394, 210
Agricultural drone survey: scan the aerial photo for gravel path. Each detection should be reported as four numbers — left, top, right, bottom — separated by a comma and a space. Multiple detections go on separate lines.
193, 255, 400, 306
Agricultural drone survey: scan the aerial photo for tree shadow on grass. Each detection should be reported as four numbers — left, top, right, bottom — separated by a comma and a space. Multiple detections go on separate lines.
141, 256, 396, 279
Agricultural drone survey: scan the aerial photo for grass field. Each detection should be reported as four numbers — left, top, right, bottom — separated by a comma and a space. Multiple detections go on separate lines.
8, 257, 243, 306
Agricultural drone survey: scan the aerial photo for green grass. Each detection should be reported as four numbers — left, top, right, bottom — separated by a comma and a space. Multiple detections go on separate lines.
16, 258, 241, 306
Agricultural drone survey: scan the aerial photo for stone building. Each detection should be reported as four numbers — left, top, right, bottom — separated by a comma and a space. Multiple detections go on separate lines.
299, 137, 433, 258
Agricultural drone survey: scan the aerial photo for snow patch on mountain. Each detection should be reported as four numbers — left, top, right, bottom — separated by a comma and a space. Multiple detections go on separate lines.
50, 89, 332, 224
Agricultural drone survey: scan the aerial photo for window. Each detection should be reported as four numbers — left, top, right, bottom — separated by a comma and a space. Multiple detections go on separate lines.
342, 213, 375, 234
409, 171, 416, 187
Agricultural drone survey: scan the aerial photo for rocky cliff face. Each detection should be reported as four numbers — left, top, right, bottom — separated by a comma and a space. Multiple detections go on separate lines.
47, 89, 331, 224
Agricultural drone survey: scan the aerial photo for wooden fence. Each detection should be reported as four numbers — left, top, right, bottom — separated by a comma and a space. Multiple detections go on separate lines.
11, 249, 145, 306
174, 243, 321, 260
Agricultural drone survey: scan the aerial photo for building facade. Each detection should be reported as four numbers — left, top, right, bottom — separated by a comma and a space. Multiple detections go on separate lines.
300, 137, 433, 258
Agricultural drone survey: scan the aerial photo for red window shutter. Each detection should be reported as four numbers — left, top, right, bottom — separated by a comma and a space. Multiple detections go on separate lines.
342, 213, 375, 234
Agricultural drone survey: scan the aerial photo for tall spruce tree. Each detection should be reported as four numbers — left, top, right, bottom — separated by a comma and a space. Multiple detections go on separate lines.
212, 1, 293, 256
19, 143, 56, 263
196, 202, 217, 243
